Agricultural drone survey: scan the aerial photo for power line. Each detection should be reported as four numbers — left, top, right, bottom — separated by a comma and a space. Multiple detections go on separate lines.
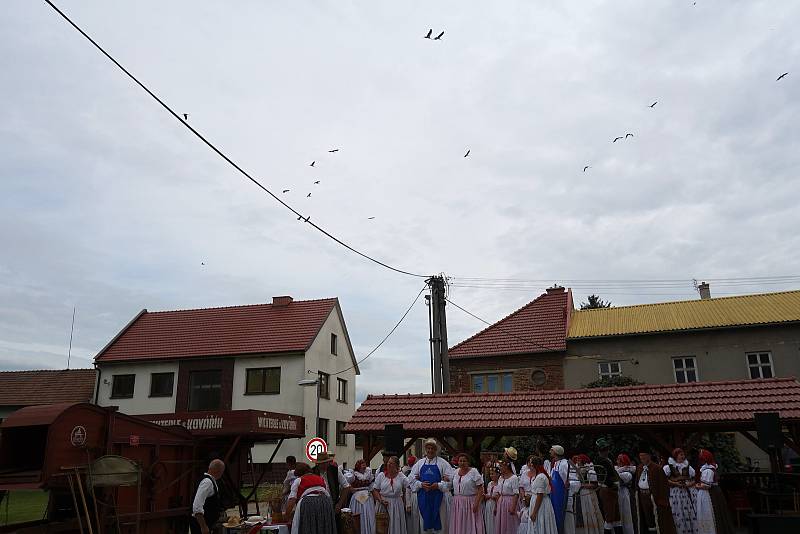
43, 0, 428, 280
332, 284, 428, 376
445, 297, 567, 354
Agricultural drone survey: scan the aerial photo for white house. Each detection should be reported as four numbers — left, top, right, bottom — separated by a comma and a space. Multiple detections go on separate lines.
94, 295, 359, 466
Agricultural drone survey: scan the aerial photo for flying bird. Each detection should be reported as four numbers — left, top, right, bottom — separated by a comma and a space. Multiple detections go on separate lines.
625, 133, 634, 139
182, 113, 189, 120
424, 29, 432, 39
328, 149, 339, 153
201, 262, 205, 266
613, 136, 624, 143
434, 31, 444, 40
649, 101, 658, 108
307, 193, 312, 198
282, 189, 290, 193
310, 161, 315, 167
367, 216, 376, 220
314, 180, 320, 184
583, 166, 590, 172
464, 149, 470, 157
777, 72, 789, 81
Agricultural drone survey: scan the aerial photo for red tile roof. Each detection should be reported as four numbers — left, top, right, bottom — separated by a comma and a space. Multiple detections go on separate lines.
96, 298, 338, 362
345, 378, 800, 433
0, 370, 96, 407
448, 288, 572, 358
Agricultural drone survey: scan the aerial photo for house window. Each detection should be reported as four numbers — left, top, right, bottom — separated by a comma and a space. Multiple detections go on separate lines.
331, 333, 338, 356
337, 378, 347, 403
318, 372, 330, 399
189, 370, 222, 411
530, 369, 547, 387
111, 374, 135, 399
318, 417, 329, 441
245, 367, 281, 395
747, 352, 774, 379
472, 373, 513, 393
673, 357, 698, 383
149, 372, 174, 397
336, 421, 347, 446
598, 362, 622, 379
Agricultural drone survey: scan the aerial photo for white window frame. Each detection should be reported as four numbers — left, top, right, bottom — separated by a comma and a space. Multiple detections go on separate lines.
598, 361, 622, 379
746, 351, 774, 379
672, 356, 698, 383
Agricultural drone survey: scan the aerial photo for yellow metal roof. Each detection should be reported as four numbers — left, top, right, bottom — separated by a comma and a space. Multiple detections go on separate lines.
568, 290, 800, 339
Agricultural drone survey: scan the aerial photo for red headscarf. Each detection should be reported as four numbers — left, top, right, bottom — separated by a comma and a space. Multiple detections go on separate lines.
407, 455, 417, 466
699, 449, 716, 465
616, 454, 631, 467
577, 454, 592, 465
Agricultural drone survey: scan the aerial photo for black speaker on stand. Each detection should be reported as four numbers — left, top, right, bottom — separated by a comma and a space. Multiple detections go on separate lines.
384, 424, 404, 457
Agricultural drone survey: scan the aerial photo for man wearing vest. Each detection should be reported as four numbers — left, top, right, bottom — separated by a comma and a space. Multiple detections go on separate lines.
312, 451, 350, 534
190, 459, 225, 534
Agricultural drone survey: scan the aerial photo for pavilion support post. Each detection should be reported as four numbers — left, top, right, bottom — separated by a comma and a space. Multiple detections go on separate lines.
455, 435, 467, 454
468, 434, 486, 463
402, 438, 417, 457
368, 438, 385, 463
363, 434, 372, 461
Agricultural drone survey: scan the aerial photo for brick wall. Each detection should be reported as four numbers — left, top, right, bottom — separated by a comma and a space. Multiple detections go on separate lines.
449, 352, 565, 393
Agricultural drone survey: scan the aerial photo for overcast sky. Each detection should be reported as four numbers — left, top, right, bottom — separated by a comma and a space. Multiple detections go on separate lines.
1, 1, 798, 401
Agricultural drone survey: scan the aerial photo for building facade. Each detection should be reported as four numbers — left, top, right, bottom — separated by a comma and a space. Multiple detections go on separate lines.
94, 296, 360, 465
565, 289, 800, 387
448, 286, 572, 393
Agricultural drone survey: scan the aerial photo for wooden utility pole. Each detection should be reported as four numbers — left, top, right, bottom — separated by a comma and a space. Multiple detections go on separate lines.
428, 275, 450, 393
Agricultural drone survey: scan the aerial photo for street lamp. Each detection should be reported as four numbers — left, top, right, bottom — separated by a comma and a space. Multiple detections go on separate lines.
298, 376, 320, 438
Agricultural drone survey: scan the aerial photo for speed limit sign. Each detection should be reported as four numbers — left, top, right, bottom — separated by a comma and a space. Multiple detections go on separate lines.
305, 437, 328, 462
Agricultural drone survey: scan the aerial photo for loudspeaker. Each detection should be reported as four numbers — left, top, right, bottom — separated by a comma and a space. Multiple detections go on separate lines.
384, 424, 404, 456
754, 412, 783, 449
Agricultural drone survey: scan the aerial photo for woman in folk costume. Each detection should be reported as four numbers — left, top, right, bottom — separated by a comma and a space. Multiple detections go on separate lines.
349, 459, 376, 534
544, 445, 570, 534
406, 456, 422, 534
484, 465, 501, 534
695, 450, 735, 534
286, 463, 338, 534
372, 456, 408, 534
495, 459, 521, 534
527, 455, 559, 534
451, 453, 486, 534
614, 454, 636, 534
574, 455, 604, 534
409, 439, 455, 534
519, 456, 539, 534
663, 448, 697, 534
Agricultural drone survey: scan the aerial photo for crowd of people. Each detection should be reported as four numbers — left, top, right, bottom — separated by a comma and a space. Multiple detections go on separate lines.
276, 438, 736, 534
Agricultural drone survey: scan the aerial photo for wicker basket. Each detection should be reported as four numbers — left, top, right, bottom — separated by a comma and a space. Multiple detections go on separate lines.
375, 511, 389, 534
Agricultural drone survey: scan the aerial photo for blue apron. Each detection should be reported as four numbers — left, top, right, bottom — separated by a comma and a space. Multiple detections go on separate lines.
417, 462, 444, 531
550, 461, 568, 534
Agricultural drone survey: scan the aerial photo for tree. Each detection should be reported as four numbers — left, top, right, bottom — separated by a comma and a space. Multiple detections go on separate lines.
580, 294, 612, 309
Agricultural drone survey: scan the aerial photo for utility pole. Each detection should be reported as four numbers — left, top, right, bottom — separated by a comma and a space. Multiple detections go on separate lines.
428, 275, 450, 393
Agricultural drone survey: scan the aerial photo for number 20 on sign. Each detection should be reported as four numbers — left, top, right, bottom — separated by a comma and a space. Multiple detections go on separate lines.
305, 437, 328, 462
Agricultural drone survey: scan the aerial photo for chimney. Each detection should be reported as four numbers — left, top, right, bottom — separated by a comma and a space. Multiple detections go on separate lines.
698, 282, 711, 300
272, 295, 293, 307
546, 285, 565, 295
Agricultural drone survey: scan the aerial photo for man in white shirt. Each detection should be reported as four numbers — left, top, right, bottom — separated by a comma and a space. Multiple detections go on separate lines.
409, 439, 455, 534
190, 459, 225, 534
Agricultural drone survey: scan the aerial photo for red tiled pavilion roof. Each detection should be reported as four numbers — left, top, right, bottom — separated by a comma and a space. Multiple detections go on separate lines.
448, 288, 572, 358
345, 377, 800, 433
96, 298, 338, 362
0, 369, 96, 407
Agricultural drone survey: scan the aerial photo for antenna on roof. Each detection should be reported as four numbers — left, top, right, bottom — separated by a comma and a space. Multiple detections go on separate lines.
67, 307, 76, 370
